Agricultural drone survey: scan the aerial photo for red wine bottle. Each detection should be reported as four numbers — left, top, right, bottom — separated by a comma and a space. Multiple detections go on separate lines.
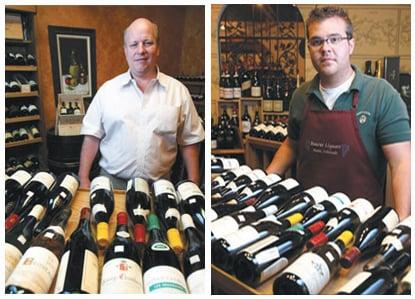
89, 176, 114, 248
54, 207, 99, 294
176, 180, 205, 233
126, 177, 151, 245
5, 169, 32, 217
212, 165, 251, 195
253, 178, 302, 210
340, 206, 399, 268
217, 169, 266, 201
5, 204, 44, 281
100, 212, 143, 294
5, 208, 72, 294
211, 157, 240, 173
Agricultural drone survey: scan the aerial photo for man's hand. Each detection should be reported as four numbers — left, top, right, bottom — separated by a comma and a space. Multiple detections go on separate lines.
78, 135, 100, 190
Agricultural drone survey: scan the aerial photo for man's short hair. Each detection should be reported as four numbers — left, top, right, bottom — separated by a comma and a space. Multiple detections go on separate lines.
123, 18, 160, 45
306, 6, 353, 39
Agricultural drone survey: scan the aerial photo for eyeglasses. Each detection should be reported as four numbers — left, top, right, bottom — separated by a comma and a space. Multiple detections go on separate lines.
308, 34, 350, 48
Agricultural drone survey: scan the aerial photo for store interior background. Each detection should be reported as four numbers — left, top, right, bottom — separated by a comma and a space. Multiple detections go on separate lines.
211, 4, 411, 120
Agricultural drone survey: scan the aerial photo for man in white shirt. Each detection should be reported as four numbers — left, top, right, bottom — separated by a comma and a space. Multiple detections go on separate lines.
79, 18, 204, 189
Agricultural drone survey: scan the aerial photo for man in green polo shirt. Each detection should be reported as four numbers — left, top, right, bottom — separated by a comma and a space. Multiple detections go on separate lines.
266, 6, 410, 218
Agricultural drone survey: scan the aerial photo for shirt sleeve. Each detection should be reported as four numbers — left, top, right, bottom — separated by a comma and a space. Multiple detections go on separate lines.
177, 85, 205, 146
80, 89, 105, 139
376, 80, 411, 145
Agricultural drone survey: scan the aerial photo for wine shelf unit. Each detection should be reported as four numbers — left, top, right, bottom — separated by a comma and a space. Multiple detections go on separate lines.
6, 115, 40, 124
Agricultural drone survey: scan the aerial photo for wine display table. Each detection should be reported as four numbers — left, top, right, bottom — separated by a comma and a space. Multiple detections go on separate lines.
244, 137, 282, 170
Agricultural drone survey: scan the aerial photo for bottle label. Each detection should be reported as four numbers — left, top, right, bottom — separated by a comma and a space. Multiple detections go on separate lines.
181, 214, 196, 230
186, 268, 205, 294
28, 105, 38, 113
153, 180, 176, 197
143, 265, 188, 294
281, 252, 330, 295
262, 174, 281, 186
349, 198, 374, 223
242, 120, 251, 133
224, 88, 234, 99
101, 258, 143, 294
304, 186, 328, 204
129, 178, 150, 196
278, 178, 299, 190
263, 100, 273, 112
116, 231, 130, 238
90, 176, 112, 193
381, 209, 399, 232
218, 158, 240, 170
255, 123, 267, 131
6, 246, 59, 294
208, 209, 218, 222
31, 172, 55, 189
211, 216, 239, 239
177, 181, 204, 200
327, 192, 351, 212
5, 243, 23, 280
241, 80, 251, 91
233, 88, 241, 99
46, 225, 65, 237
165, 208, 180, 221
133, 207, 150, 219
92, 203, 107, 218
151, 242, 170, 251
240, 187, 253, 197
255, 245, 281, 264
213, 176, 225, 187
226, 182, 238, 192
234, 165, 252, 177
380, 235, 403, 250
243, 235, 279, 255
273, 100, 283, 112
211, 139, 217, 149
260, 257, 289, 283
223, 225, 260, 251
60, 174, 79, 197
251, 86, 261, 97
337, 271, 371, 293
262, 205, 279, 216
252, 169, 266, 179
10, 170, 31, 187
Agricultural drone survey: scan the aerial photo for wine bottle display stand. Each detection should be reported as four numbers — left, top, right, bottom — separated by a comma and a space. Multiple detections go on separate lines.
245, 136, 282, 169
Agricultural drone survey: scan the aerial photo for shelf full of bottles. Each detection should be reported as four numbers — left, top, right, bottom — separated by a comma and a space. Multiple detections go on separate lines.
5, 6, 45, 169
5, 173, 205, 294
210, 158, 411, 295
176, 74, 205, 120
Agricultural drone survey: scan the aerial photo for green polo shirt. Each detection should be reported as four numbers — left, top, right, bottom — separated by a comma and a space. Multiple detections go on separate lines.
288, 64, 410, 184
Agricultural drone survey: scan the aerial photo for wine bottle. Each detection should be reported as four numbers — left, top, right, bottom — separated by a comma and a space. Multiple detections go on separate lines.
218, 169, 266, 201
337, 252, 410, 295
54, 207, 99, 294
29, 125, 40, 138
7, 104, 17, 117
241, 105, 252, 138
249, 123, 267, 137
6, 130, 14, 143
27, 104, 39, 115
251, 70, 261, 97
399, 268, 411, 295
15, 53, 26, 65
253, 178, 302, 210
219, 70, 225, 99
230, 105, 239, 127
223, 70, 233, 100
5, 171, 55, 231
33, 172, 80, 236
5, 208, 72, 294
153, 179, 184, 254
241, 66, 251, 97
89, 176, 114, 248
211, 157, 240, 173
28, 80, 38, 91
9, 80, 21, 92
100, 212, 143, 294
182, 214, 205, 294
19, 104, 29, 116
19, 127, 29, 140
6, 52, 16, 65
126, 177, 151, 245
300, 192, 351, 228
176, 180, 205, 233
211, 165, 251, 195
307, 197, 375, 249
60, 102, 68, 115
273, 230, 354, 294
364, 60, 373, 76
5, 170, 32, 217
213, 213, 303, 273
340, 206, 399, 268
26, 54, 36, 65
73, 102, 81, 115
5, 204, 44, 281
234, 220, 325, 287
142, 214, 188, 294
211, 123, 218, 150
232, 69, 241, 99
67, 102, 74, 114
363, 216, 411, 271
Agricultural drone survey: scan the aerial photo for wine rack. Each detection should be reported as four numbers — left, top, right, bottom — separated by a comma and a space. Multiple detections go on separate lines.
5, 6, 46, 168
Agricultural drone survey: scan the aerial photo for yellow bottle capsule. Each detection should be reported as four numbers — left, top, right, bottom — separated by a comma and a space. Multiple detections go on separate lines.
167, 228, 184, 254
338, 230, 354, 247
97, 222, 109, 248
287, 213, 303, 226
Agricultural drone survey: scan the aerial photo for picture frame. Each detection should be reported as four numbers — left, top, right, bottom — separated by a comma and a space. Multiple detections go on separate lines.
48, 25, 96, 105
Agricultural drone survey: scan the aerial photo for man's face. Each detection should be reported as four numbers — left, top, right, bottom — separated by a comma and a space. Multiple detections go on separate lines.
124, 20, 160, 78
308, 17, 355, 80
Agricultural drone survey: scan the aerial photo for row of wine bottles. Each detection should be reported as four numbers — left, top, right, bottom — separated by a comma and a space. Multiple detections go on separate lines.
6, 77, 38, 92
249, 121, 288, 142
6, 52, 36, 66
5, 125, 41, 143
6, 155, 40, 176
60, 101, 82, 115
5, 172, 205, 294
6, 103, 39, 118
210, 164, 411, 294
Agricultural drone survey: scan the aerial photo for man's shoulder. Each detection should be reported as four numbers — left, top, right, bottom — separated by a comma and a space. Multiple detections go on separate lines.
158, 72, 187, 89
101, 71, 130, 89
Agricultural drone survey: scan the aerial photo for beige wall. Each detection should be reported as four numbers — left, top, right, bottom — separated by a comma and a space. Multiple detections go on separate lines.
211, 4, 411, 120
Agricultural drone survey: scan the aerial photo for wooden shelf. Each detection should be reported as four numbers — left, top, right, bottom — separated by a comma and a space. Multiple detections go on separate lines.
6, 5, 36, 13
263, 111, 289, 115
5, 137, 42, 149
6, 65, 37, 72
5, 39, 33, 45
241, 97, 263, 101
6, 115, 40, 124
6, 91, 38, 98
212, 148, 245, 155
218, 99, 240, 103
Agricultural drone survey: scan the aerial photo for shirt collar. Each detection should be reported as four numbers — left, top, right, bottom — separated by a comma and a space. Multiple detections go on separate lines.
121, 66, 168, 89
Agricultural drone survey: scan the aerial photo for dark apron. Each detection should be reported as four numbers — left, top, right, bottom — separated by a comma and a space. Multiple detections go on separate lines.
297, 91, 384, 208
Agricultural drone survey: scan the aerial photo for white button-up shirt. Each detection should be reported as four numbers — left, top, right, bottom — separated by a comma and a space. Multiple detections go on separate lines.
81, 69, 205, 181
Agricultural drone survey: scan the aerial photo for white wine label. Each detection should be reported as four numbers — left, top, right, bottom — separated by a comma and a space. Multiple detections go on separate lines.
5, 243, 23, 280
211, 216, 239, 239
223, 225, 260, 251
133, 207, 150, 218
260, 257, 289, 283
257, 214, 281, 225
262, 205, 278, 216
116, 231, 130, 238
80, 250, 99, 294
227, 199, 238, 205
101, 258, 143, 294
349, 198, 374, 223
213, 176, 225, 187
186, 268, 205, 294
304, 186, 328, 204
181, 214, 196, 230
189, 254, 201, 264
151, 242, 170, 251
114, 245, 125, 253
251, 86, 261, 97
241, 205, 256, 213
54, 250, 70, 293
381, 235, 403, 251
17, 234, 27, 245
153, 179, 176, 197
211, 139, 217, 148
327, 192, 351, 211
208, 209, 218, 222
337, 271, 371, 294
241, 80, 251, 91
134, 178, 150, 196
60, 174, 79, 196
90, 176, 112, 193
6, 246, 59, 294
224, 88, 233, 99
59, 191, 67, 199
252, 169, 266, 179
28, 204, 44, 219
263, 174, 281, 186
381, 209, 399, 232
143, 265, 188, 294
127, 179, 133, 191
240, 187, 253, 197
326, 217, 338, 228
281, 252, 330, 295
226, 182, 238, 192
244, 235, 279, 255
165, 208, 180, 221
235, 165, 252, 176
399, 216, 412, 228
92, 203, 107, 217
278, 178, 299, 190
233, 88, 242, 98
255, 124, 267, 131
255, 246, 281, 264
31, 172, 55, 189
242, 120, 251, 133
218, 158, 240, 170
10, 170, 31, 187
177, 181, 204, 200
237, 215, 246, 222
